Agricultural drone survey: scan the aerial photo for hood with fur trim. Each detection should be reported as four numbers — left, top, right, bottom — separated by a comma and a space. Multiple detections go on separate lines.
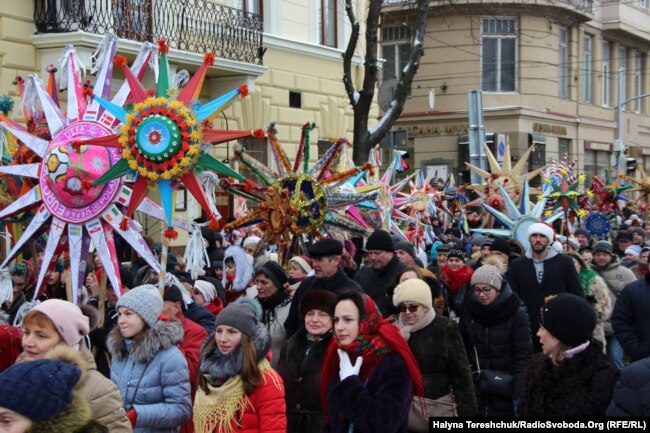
106, 318, 184, 364
199, 322, 271, 382
222, 245, 251, 292
28, 395, 107, 433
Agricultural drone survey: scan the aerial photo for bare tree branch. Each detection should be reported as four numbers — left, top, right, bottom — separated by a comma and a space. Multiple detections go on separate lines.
343, 0, 360, 106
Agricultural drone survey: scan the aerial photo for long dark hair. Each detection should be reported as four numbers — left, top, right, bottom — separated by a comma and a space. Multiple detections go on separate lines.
198, 333, 263, 395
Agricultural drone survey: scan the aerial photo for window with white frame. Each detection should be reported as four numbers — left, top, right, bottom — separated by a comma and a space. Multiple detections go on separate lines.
602, 41, 610, 107
481, 17, 517, 92
381, 25, 411, 81
635, 52, 643, 113
582, 34, 593, 103
620, 46, 627, 105
641, 0, 648, 9
319, 0, 337, 48
559, 26, 569, 99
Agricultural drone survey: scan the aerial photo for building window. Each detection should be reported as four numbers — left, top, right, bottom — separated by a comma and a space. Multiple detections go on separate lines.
241, 0, 262, 15
602, 41, 610, 107
584, 149, 611, 184
582, 34, 593, 103
558, 138, 571, 159
238, 137, 268, 186
635, 52, 643, 113
481, 17, 517, 92
641, 0, 648, 9
620, 46, 627, 106
381, 25, 411, 81
319, 0, 337, 48
559, 26, 569, 99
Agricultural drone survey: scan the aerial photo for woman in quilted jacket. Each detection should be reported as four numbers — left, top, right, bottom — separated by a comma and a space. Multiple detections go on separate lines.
193, 297, 286, 433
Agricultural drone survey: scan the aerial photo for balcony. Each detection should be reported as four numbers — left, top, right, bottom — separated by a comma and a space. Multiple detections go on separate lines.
33, 0, 264, 65
382, 0, 593, 23
601, 0, 650, 43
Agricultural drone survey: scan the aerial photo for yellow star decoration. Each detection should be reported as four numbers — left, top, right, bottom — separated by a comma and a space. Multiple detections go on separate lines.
544, 209, 554, 218
465, 142, 548, 198
578, 174, 586, 184
537, 194, 545, 201
586, 190, 594, 199
576, 208, 588, 218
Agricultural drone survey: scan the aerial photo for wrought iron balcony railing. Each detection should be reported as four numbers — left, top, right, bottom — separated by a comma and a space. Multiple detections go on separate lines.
34, 0, 264, 65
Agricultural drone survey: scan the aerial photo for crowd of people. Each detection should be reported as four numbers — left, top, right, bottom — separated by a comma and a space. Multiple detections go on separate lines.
1, 215, 650, 432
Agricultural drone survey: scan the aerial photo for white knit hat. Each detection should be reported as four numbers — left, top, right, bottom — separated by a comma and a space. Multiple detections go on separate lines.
193, 280, 217, 304
116, 284, 163, 328
528, 222, 555, 242
393, 279, 432, 309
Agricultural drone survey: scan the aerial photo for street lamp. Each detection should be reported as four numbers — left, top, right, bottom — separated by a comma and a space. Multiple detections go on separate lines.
614, 68, 650, 175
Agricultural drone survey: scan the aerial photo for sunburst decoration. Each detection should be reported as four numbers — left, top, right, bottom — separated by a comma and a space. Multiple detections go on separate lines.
0, 37, 162, 304
222, 122, 377, 264
465, 142, 547, 201
85, 39, 253, 241
471, 177, 563, 252
589, 173, 630, 215
624, 166, 650, 217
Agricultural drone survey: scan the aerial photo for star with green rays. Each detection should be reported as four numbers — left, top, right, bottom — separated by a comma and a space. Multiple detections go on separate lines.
81, 39, 253, 239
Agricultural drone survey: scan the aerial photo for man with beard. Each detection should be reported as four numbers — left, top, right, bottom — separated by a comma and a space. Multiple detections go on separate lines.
509, 222, 584, 352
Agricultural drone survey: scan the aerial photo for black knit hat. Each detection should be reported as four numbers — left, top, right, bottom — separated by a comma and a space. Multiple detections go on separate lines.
365, 230, 394, 252
256, 261, 288, 290
172, 270, 195, 288
0, 358, 81, 421
394, 241, 416, 259
163, 285, 184, 303
490, 238, 511, 256
540, 293, 596, 347
574, 228, 591, 239
299, 289, 337, 318
447, 248, 467, 261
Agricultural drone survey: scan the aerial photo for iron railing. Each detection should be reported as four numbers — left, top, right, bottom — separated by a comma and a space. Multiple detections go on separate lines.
382, 0, 592, 13
34, 0, 264, 65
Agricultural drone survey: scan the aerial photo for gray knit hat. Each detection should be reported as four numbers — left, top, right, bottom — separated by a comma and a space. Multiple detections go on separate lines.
116, 284, 163, 328
470, 264, 503, 290
214, 297, 261, 337
593, 240, 614, 256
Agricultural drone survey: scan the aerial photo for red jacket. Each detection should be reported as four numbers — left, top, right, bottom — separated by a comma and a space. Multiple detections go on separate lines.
179, 313, 208, 433
0, 325, 22, 373
205, 298, 223, 316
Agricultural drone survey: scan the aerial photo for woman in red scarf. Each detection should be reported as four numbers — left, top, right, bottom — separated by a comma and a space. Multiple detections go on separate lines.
321, 290, 424, 433
439, 248, 473, 319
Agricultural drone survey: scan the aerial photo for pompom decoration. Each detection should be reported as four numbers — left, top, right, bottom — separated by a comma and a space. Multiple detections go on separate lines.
157, 38, 170, 54
253, 128, 266, 140
238, 84, 249, 97
119, 216, 130, 231
204, 52, 216, 66
114, 55, 128, 68
209, 219, 220, 230
164, 228, 179, 240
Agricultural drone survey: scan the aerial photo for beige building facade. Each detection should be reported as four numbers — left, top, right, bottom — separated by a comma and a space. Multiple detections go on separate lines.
0, 0, 372, 247
382, 0, 650, 187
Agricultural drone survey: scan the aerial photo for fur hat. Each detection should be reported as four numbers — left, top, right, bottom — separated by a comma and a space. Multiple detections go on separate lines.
470, 264, 503, 290
31, 299, 91, 346
540, 293, 596, 347
193, 280, 217, 304
214, 297, 261, 337
528, 222, 555, 242
365, 230, 394, 252
299, 290, 337, 318
289, 256, 313, 274
0, 358, 81, 421
392, 278, 433, 309
115, 284, 163, 328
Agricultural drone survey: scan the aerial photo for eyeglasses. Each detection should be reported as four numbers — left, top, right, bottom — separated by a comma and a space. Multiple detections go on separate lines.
399, 304, 420, 313
473, 286, 495, 295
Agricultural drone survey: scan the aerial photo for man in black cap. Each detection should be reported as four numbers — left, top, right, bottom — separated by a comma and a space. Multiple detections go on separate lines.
284, 238, 361, 338
355, 229, 407, 315
171, 270, 216, 333
614, 231, 633, 259
394, 241, 423, 268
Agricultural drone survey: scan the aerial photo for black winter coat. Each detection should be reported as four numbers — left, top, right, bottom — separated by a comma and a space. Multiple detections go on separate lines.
323, 352, 413, 433
284, 268, 361, 338
408, 315, 477, 416
276, 329, 332, 433
611, 274, 650, 362
460, 287, 532, 416
508, 252, 584, 352
518, 342, 619, 416
607, 357, 650, 416
355, 256, 406, 315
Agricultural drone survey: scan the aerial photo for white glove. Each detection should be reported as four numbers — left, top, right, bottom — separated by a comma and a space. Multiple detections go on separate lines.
338, 349, 363, 381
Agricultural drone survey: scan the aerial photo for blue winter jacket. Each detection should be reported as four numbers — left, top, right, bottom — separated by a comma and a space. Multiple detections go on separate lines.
108, 318, 191, 433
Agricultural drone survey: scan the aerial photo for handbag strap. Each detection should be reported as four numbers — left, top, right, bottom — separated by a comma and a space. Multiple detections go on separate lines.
127, 360, 152, 409
472, 345, 481, 373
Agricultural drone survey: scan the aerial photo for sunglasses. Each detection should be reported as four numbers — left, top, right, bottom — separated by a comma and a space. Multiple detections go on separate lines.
399, 304, 420, 313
